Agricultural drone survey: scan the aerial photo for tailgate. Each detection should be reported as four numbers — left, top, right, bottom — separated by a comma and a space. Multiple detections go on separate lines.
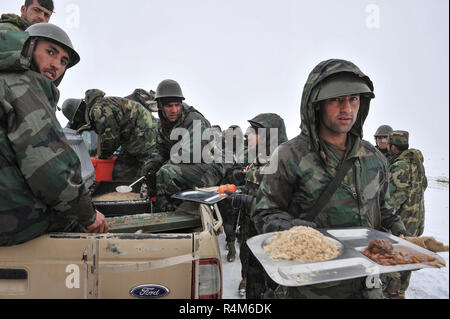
97, 233, 198, 299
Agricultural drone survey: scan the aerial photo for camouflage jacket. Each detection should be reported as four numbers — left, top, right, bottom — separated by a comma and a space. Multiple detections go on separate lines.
143, 103, 224, 175
0, 14, 30, 31
252, 59, 406, 235
85, 89, 159, 160
388, 149, 427, 236
0, 30, 95, 246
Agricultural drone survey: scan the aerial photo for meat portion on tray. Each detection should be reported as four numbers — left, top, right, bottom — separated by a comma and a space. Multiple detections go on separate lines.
362, 238, 446, 268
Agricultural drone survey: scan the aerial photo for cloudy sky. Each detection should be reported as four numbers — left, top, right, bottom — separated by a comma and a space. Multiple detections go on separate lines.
4, 0, 449, 174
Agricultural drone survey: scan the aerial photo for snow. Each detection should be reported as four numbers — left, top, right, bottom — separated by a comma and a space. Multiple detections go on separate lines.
220, 162, 449, 299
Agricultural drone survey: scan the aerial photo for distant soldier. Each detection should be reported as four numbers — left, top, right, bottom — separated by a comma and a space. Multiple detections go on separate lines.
142, 79, 226, 212
251, 59, 409, 299
218, 125, 245, 263
374, 125, 393, 158
227, 113, 288, 297
1, 23, 108, 246
382, 130, 427, 299
62, 89, 159, 181
0, 0, 54, 31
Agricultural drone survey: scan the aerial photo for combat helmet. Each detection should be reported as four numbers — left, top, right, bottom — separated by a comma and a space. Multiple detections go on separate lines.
155, 79, 185, 100
25, 23, 80, 68
61, 98, 89, 131
375, 125, 393, 138
313, 72, 374, 103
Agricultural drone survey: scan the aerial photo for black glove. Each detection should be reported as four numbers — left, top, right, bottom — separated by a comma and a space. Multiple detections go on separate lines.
397, 228, 413, 237
225, 192, 254, 210
291, 218, 317, 229
265, 218, 317, 233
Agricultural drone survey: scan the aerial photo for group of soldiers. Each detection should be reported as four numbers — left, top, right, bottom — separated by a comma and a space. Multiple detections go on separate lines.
0, 0, 429, 300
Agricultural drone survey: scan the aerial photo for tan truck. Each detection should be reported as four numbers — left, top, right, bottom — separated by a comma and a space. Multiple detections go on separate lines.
0, 197, 224, 299
0, 129, 225, 299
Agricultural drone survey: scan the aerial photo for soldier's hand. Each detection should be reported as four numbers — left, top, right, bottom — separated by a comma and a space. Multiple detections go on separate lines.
291, 219, 317, 229
83, 210, 108, 233
265, 218, 293, 232
396, 228, 413, 237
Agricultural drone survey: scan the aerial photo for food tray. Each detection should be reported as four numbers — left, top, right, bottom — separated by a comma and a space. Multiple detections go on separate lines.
246, 227, 446, 287
171, 190, 228, 205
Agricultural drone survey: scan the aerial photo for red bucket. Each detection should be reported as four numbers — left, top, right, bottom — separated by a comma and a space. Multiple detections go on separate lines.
91, 157, 117, 182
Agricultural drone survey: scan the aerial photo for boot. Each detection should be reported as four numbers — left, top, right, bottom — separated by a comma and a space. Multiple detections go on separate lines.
238, 278, 246, 297
227, 243, 236, 262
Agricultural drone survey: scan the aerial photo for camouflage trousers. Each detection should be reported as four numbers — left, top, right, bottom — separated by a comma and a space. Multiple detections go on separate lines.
271, 278, 384, 299
218, 199, 239, 244
381, 271, 412, 299
155, 162, 224, 212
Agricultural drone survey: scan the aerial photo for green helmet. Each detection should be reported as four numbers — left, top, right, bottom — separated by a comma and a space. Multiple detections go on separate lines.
313, 72, 374, 103
155, 79, 185, 100
25, 23, 80, 68
374, 125, 393, 138
61, 98, 83, 123
388, 130, 409, 147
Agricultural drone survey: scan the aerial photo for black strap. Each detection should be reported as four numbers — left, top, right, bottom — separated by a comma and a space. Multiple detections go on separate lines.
304, 157, 357, 221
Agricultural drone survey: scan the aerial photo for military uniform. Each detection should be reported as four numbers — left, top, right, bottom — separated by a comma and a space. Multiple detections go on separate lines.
382, 130, 427, 299
251, 59, 407, 299
143, 101, 226, 211
0, 28, 95, 246
234, 113, 288, 298
0, 14, 30, 31
84, 89, 159, 181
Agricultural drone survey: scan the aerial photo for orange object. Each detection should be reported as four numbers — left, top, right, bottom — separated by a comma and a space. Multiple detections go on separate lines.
218, 184, 237, 194
91, 157, 117, 182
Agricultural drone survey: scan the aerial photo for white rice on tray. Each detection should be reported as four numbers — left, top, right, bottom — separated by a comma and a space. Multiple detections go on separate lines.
264, 226, 341, 262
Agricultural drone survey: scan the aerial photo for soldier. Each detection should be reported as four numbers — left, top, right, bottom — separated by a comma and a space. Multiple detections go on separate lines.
382, 130, 427, 299
142, 79, 226, 212
0, 23, 108, 246
374, 125, 393, 157
251, 59, 409, 299
219, 125, 245, 263
61, 89, 159, 181
0, 0, 53, 31
228, 113, 288, 298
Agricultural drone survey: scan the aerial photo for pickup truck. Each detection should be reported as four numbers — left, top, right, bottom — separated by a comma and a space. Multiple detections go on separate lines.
0, 129, 224, 299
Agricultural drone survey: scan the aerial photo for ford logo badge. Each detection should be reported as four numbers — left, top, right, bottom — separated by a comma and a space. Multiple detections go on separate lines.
129, 284, 170, 299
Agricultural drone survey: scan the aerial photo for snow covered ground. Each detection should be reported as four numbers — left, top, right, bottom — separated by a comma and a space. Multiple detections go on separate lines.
220, 165, 449, 299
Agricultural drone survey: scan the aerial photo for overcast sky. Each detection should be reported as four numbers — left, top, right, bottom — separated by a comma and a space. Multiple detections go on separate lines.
4, 0, 449, 174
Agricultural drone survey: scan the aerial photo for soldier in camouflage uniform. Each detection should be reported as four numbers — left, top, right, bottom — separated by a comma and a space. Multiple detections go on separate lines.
229, 113, 288, 298
218, 125, 246, 262
382, 130, 427, 299
251, 59, 409, 299
0, 23, 107, 246
374, 124, 393, 159
62, 89, 159, 181
142, 79, 226, 212
0, 0, 53, 31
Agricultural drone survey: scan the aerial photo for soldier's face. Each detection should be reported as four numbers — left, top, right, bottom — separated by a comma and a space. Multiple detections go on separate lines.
247, 131, 258, 150
33, 40, 70, 82
376, 137, 388, 150
21, 0, 52, 24
318, 94, 360, 136
163, 102, 182, 122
